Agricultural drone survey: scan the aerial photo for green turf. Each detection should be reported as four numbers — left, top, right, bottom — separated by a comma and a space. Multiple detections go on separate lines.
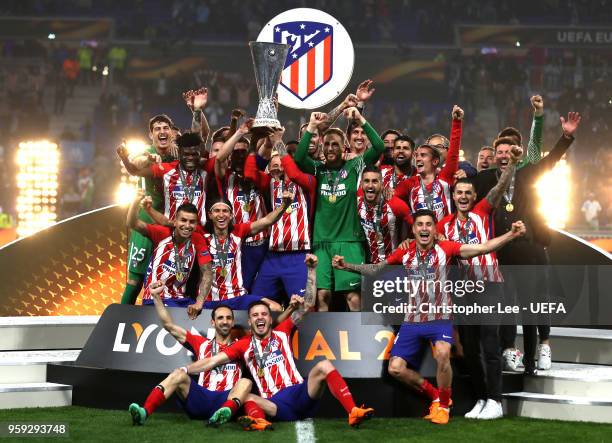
0, 406, 610, 442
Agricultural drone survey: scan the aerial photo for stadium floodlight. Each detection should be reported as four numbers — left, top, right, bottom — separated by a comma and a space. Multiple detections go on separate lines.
15, 140, 59, 237
536, 155, 571, 229
115, 138, 147, 206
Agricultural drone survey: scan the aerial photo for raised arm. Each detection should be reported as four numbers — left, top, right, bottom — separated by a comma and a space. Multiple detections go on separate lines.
117, 142, 154, 177
184, 87, 211, 145
344, 79, 375, 133
289, 254, 318, 324
440, 106, 463, 182
294, 112, 326, 174
216, 118, 253, 163
150, 280, 187, 343
519, 95, 544, 168
342, 107, 385, 165
459, 221, 526, 259
485, 145, 522, 207
228, 109, 245, 138
318, 93, 358, 133
141, 196, 172, 227
528, 112, 580, 177
282, 154, 316, 192
244, 153, 271, 191
127, 191, 149, 235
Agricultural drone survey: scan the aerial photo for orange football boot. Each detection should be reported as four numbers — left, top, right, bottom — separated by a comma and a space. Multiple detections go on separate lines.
424, 399, 453, 420
430, 407, 450, 425
348, 405, 375, 427
237, 416, 273, 431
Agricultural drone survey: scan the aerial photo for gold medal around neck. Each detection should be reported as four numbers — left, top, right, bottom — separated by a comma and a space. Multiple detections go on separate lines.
285, 206, 293, 214
243, 203, 251, 212
220, 268, 228, 278
257, 367, 265, 377
328, 194, 337, 203
505, 203, 514, 212
175, 272, 184, 282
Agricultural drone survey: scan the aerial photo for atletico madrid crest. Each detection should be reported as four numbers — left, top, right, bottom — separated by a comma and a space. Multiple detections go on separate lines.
274, 21, 333, 101
258, 8, 354, 109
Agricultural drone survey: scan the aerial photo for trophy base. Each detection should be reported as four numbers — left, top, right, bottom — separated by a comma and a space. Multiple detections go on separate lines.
252, 118, 281, 128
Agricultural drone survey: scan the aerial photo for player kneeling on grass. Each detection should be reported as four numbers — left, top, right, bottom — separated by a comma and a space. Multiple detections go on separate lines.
182, 255, 374, 430
333, 209, 526, 425
129, 280, 251, 426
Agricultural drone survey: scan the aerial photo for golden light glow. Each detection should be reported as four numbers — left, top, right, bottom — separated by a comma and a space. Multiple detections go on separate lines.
116, 138, 147, 206
536, 154, 571, 229
15, 140, 60, 237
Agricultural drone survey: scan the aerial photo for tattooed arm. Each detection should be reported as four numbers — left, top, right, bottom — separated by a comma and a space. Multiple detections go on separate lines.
187, 262, 212, 320
269, 127, 288, 158
331, 255, 387, 276
485, 145, 522, 207
318, 93, 358, 134
289, 254, 318, 324
192, 109, 210, 146
186, 87, 211, 145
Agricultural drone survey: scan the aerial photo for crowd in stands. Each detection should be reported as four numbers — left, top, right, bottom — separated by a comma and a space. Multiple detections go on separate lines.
0, 1, 610, 229
1, 0, 612, 43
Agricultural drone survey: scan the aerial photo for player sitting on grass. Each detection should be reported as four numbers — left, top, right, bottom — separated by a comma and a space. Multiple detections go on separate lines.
129, 280, 252, 426
179, 255, 375, 430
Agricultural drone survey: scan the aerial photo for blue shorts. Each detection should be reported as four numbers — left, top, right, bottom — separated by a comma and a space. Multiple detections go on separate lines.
251, 251, 307, 302
204, 294, 265, 310
269, 380, 319, 421
390, 321, 454, 369
177, 379, 229, 420
241, 242, 268, 292
141, 298, 192, 307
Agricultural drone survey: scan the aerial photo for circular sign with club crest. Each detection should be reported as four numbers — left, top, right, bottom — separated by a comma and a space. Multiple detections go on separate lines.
257, 8, 355, 110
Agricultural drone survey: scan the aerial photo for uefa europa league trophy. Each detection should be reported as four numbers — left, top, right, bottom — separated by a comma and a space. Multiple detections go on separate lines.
249, 41, 289, 131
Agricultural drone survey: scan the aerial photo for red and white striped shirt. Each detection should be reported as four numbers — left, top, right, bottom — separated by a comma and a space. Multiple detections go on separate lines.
357, 196, 413, 263
387, 240, 462, 322
224, 318, 303, 399
152, 161, 208, 225
394, 118, 462, 222
380, 165, 412, 192
437, 199, 503, 282
268, 177, 311, 251
403, 175, 454, 223
142, 225, 211, 301
203, 223, 251, 301
226, 172, 267, 244
183, 331, 241, 391
244, 154, 316, 252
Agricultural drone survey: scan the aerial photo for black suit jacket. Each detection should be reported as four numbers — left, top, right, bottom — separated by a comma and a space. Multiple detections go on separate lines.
473, 134, 574, 263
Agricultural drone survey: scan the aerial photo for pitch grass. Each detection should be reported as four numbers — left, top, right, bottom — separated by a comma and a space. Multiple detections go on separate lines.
0, 406, 611, 442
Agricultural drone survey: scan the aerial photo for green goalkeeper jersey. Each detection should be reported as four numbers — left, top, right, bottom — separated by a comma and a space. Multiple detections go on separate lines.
294, 122, 384, 242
